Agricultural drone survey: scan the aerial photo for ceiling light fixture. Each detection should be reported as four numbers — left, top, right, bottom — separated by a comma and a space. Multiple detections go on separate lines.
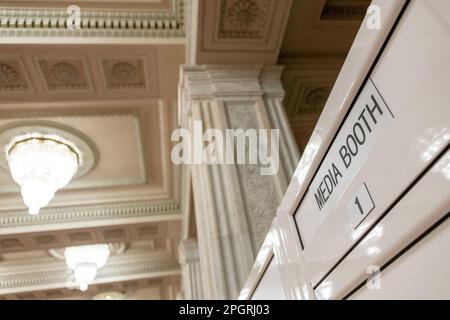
64, 244, 110, 292
5, 133, 81, 215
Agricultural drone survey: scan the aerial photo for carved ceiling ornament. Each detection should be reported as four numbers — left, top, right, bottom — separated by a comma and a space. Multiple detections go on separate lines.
0, 257, 180, 292
227, 0, 259, 29
0, 63, 18, 84
304, 87, 330, 112
112, 62, 138, 84
0, 238, 24, 250
219, 0, 271, 39
102, 58, 146, 90
38, 59, 90, 91
0, 59, 29, 92
51, 62, 81, 84
0, 0, 185, 39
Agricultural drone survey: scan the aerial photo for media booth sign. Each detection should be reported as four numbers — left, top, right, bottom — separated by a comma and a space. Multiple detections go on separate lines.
296, 78, 395, 246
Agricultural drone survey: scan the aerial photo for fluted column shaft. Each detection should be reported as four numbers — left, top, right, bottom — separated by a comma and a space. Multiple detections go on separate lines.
178, 65, 299, 299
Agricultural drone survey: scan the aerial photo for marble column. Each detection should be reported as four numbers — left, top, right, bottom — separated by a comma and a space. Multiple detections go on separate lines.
177, 65, 299, 299
178, 239, 204, 300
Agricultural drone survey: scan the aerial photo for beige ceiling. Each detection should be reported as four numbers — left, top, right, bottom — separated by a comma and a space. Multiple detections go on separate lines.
0, 2, 185, 297
281, 0, 370, 57
0, 0, 371, 299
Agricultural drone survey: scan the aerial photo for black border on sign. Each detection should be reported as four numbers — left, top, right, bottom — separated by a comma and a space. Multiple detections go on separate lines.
249, 254, 274, 300
352, 182, 376, 230
369, 77, 396, 119
292, 0, 411, 250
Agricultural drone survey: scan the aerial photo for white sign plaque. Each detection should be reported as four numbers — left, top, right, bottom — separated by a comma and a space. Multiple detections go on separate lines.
296, 78, 395, 244
346, 183, 375, 229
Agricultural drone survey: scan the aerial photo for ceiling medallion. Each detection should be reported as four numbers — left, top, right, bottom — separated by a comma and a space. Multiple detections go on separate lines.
0, 122, 97, 215
304, 87, 329, 111
0, 63, 18, 85
50, 62, 81, 84
227, 0, 259, 29
111, 62, 138, 83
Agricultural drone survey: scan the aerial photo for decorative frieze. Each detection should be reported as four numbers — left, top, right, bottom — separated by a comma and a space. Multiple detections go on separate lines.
0, 258, 180, 293
0, 59, 30, 92
0, 201, 180, 229
0, 0, 185, 39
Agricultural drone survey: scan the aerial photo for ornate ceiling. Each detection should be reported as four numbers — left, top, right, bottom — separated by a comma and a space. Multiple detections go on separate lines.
0, 0, 368, 299
0, 0, 185, 299
0, 0, 185, 40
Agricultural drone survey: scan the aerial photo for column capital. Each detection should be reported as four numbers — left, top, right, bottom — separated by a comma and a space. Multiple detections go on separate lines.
179, 64, 285, 100
178, 239, 200, 264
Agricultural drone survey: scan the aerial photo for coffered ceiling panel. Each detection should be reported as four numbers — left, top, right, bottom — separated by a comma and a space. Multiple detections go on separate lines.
0, 221, 173, 254
0, 239, 181, 297
37, 58, 93, 92
0, 113, 146, 193
187, 0, 292, 64
0, 275, 180, 300
0, 44, 168, 101
0, 42, 183, 220
0, 56, 31, 92
0, 100, 175, 211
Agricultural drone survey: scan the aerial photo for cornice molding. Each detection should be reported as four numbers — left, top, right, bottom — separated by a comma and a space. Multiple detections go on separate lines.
0, 0, 185, 39
0, 200, 181, 230
0, 258, 180, 293
179, 64, 285, 99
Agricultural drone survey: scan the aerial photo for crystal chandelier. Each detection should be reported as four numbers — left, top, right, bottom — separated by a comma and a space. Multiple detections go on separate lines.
6, 133, 81, 215
65, 244, 110, 291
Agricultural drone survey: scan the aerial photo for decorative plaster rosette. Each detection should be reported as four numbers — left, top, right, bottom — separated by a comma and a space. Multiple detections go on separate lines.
0, 63, 18, 84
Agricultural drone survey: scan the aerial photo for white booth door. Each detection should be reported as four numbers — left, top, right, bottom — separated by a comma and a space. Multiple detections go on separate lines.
241, 0, 450, 300
291, 0, 450, 296
251, 256, 286, 300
